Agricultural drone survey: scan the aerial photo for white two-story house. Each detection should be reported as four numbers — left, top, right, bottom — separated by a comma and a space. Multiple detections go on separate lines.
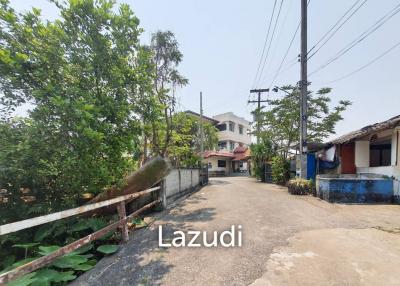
204, 112, 251, 176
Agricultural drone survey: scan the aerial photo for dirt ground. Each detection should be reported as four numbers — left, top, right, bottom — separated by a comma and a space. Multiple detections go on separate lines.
71, 177, 400, 286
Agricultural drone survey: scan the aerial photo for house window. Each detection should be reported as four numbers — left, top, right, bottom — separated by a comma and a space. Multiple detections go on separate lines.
239, 125, 243, 134
216, 123, 226, 131
370, 142, 391, 167
230, 141, 235, 150
218, 160, 226, 168
218, 141, 227, 150
208, 162, 212, 169
229, 122, 235, 132
239, 161, 244, 168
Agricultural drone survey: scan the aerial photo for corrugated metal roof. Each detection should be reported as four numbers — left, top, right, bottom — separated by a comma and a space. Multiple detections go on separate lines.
329, 115, 400, 144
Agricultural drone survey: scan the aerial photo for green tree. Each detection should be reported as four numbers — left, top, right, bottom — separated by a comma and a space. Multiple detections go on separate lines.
0, 0, 154, 216
147, 30, 188, 157
250, 137, 276, 181
167, 112, 218, 167
259, 85, 351, 158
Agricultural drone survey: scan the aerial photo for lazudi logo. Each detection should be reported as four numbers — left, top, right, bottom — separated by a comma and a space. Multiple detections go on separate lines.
158, 225, 242, 247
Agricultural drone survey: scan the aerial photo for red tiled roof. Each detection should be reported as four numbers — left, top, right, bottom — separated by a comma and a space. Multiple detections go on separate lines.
233, 147, 251, 161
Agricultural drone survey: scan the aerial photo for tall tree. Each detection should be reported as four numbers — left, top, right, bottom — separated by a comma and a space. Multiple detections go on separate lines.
148, 30, 188, 157
0, 0, 154, 213
258, 85, 351, 158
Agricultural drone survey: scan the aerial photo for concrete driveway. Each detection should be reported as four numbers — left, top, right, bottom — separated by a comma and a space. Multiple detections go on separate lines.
72, 177, 400, 286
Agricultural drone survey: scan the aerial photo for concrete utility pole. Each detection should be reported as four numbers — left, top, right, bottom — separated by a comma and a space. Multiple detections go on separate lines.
299, 0, 308, 179
200, 91, 204, 159
248, 88, 269, 144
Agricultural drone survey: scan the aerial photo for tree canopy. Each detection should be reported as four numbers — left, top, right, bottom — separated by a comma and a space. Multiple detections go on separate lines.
254, 85, 351, 158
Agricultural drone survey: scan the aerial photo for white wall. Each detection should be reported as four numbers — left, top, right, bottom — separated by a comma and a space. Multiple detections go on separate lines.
357, 166, 394, 177
355, 141, 369, 167
206, 157, 229, 174
213, 112, 251, 146
165, 168, 200, 199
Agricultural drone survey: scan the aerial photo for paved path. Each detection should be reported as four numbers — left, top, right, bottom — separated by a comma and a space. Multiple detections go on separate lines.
72, 177, 400, 286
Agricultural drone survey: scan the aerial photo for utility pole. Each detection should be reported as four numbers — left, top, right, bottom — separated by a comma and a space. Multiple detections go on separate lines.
248, 88, 269, 144
200, 91, 204, 159
299, 0, 308, 179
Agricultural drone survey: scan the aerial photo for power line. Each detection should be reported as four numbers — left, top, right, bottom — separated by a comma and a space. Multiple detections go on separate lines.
261, 0, 294, 82
267, 0, 311, 88
318, 40, 400, 85
307, 0, 368, 60
255, 0, 284, 88
268, 21, 300, 88
251, 0, 278, 89
309, 2, 400, 76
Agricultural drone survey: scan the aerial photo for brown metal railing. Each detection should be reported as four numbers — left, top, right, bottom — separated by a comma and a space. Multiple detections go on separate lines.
0, 185, 163, 285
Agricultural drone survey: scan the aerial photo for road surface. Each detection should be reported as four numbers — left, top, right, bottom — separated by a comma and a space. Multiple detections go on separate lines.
72, 177, 400, 286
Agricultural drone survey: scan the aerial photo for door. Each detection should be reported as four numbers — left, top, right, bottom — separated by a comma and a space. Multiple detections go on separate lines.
340, 143, 356, 174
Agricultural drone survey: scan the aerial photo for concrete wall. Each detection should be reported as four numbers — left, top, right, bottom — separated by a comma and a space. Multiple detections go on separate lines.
164, 168, 201, 204
316, 176, 393, 203
355, 141, 369, 167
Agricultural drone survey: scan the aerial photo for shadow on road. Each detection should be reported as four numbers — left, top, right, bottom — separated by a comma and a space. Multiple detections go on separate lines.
72, 194, 216, 286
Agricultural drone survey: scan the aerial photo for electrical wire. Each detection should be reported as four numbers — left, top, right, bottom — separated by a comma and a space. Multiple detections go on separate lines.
266, 0, 311, 89
316, 40, 400, 85
254, 0, 284, 88
251, 0, 278, 90
309, 2, 400, 77
307, 0, 368, 60
262, 0, 294, 82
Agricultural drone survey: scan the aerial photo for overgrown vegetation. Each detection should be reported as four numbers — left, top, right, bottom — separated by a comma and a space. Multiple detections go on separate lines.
0, 0, 214, 283
287, 178, 314, 195
271, 156, 290, 185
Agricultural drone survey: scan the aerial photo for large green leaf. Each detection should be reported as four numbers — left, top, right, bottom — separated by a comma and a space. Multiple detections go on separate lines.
38, 245, 60, 256
30, 268, 76, 285
96, 245, 119, 255
29, 268, 59, 286
66, 243, 93, 256
52, 255, 88, 269
73, 263, 94, 271
7, 272, 36, 286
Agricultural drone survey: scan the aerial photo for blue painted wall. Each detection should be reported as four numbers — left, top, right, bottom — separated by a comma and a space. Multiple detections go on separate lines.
317, 178, 393, 203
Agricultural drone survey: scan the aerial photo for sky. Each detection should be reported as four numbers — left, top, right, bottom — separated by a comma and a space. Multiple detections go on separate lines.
10, 0, 400, 140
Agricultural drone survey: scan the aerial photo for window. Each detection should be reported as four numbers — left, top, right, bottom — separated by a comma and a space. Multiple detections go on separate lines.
370, 142, 391, 167
216, 123, 226, 131
239, 162, 244, 168
229, 122, 235, 132
208, 162, 212, 169
218, 160, 226, 167
239, 125, 243, 134
230, 141, 235, 150
218, 141, 227, 150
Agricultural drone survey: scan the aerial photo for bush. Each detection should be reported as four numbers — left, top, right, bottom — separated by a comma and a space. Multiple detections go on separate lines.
287, 178, 314, 195
271, 156, 290, 185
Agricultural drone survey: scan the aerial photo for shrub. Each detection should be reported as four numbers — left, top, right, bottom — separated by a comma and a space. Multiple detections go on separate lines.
271, 156, 290, 185
287, 178, 314, 195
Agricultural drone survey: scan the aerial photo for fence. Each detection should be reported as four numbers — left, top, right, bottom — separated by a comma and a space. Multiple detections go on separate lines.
0, 185, 164, 285
164, 168, 202, 205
